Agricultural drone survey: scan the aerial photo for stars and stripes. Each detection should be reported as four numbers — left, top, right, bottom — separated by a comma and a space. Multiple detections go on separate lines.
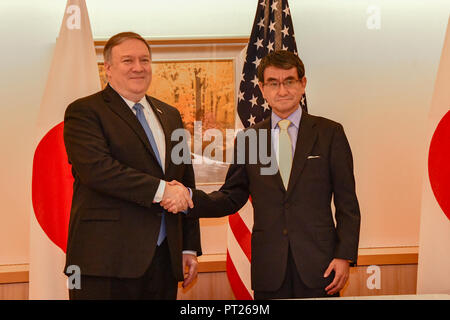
237, 0, 307, 128
227, 0, 305, 300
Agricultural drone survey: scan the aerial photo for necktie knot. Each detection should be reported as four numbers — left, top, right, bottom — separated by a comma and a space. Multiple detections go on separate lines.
278, 119, 291, 131
133, 103, 143, 113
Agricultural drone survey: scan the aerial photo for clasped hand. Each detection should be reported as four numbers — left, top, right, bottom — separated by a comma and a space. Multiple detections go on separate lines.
160, 180, 193, 213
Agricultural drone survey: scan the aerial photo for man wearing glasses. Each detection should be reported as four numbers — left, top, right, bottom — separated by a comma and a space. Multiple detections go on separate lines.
165, 50, 361, 299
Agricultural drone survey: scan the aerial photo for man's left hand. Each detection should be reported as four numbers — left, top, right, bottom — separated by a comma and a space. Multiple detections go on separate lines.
182, 253, 198, 288
323, 258, 350, 295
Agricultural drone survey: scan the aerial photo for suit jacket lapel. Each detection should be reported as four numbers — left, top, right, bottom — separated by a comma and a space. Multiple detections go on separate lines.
285, 112, 317, 198
102, 85, 162, 170
258, 118, 286, 192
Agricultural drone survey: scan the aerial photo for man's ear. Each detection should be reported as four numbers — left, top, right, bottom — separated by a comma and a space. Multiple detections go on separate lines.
301, 76, 307, 88
258, 82, 266, 99
104, 61, 111, 79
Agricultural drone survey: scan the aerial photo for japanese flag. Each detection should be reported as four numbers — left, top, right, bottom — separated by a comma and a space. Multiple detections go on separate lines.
30, 0, 100, 299
417, 16, 450, 295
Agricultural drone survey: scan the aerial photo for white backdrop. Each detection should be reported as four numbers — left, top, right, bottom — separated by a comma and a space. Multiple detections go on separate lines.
0, 0, 449, 265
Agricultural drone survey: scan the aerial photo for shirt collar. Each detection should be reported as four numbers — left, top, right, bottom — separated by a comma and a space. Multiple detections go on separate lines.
109, 84, 148, 111
271, 106, 302, 129
120, 95, 149, 111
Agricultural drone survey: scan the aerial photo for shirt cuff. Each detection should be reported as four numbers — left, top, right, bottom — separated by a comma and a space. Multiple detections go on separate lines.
153, 180, 166, 203
182, 250, 197, 256
182, 187, 193, 214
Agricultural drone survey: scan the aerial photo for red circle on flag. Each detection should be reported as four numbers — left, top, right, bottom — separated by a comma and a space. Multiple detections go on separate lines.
32, 122, 74, 253
428, 110, 450, 221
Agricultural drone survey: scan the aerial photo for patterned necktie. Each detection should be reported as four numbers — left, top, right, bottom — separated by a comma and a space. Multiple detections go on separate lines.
133, 103, 166, 245
278, 119, 293, 190
133, 103, 162, 167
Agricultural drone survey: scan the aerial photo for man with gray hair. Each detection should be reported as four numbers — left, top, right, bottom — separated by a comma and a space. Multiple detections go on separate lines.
63, 32, 201, 299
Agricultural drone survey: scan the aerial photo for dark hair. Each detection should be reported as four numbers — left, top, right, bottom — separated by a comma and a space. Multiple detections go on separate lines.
257, 50, 305, 82
103, 32, 151, 63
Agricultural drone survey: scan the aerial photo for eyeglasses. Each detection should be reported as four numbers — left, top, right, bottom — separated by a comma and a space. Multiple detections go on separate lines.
263, 79, 301, 90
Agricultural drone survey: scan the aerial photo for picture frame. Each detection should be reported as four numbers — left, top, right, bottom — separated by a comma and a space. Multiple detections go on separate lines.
95, 38, 247, 187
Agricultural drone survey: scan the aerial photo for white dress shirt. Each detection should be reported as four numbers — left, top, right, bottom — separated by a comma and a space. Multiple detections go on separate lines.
118, 92, 196, 256
119, 95, 167, 203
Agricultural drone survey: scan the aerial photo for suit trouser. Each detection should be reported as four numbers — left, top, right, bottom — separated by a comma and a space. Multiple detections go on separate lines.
254, 245, 340, 300
69, 239, 178, 300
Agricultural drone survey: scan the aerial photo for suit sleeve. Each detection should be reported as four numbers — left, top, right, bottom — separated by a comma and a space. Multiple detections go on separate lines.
329, 123, 361, 264
63, 101, 161, 209
190, 136, 251, 219
175, 116, 203, 256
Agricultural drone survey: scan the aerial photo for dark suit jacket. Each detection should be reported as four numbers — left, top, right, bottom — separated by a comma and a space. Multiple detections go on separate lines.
63, 84, 201, 281
190, 112, 360, 291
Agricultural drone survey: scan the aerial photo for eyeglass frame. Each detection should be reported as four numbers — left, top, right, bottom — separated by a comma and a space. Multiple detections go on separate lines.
262, 77, 303, 90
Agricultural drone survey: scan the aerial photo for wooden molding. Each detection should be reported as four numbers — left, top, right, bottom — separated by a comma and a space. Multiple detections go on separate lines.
94, 36, 249, 48
0, 264, 29, 284
197, 254, 226, 273
0, 247, 418, 284
357, 247, 418, 266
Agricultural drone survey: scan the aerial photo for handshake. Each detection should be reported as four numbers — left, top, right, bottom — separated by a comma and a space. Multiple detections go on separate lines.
160, 180, 193, 213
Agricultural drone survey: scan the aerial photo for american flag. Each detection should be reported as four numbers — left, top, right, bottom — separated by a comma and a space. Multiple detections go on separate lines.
227, 0, 304, 300
237, 0, 307, 128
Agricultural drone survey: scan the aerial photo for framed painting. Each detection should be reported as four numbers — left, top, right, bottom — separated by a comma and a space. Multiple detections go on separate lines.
95, 38, 247, 185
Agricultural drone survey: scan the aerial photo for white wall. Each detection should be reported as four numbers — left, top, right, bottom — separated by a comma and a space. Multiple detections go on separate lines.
0, 0, 449, 264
